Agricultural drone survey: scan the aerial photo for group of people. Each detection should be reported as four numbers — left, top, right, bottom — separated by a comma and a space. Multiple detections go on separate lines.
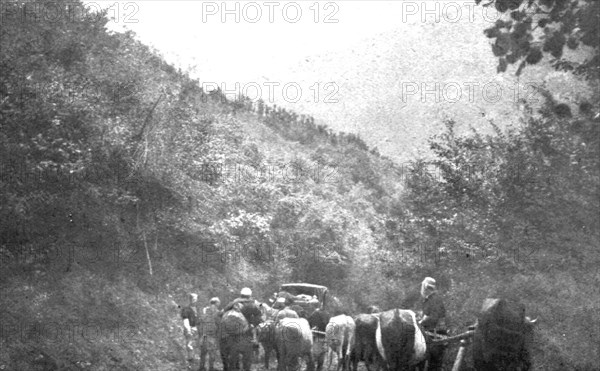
180, 287, 258, 369
179, 278, 447, 371
180, 293, 223, 370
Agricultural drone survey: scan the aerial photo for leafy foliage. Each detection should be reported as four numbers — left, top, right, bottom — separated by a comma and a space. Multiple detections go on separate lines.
478, 0, 599, 78
404, 92, 599, 265
400, 90, 599, 370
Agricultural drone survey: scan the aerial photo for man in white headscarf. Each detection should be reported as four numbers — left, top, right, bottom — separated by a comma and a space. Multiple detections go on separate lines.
418, 277, 447, 371
419, 277, 446, 330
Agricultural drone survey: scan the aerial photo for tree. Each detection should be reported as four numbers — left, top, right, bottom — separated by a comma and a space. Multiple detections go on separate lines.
477, 0, 599, 78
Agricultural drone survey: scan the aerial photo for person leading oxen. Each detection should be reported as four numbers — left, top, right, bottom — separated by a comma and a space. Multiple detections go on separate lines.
417, 277, 447, 371
418, 277, 446, 332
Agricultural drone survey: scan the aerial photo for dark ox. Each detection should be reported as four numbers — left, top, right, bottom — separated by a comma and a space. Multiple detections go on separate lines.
350, 314, 383, 371
374, 309, 427, 371
309, 309, 332, 371
472, 298, 538, 371
219, 302, 263, 371
309, 309, 332, 332
257, 320, 277, 369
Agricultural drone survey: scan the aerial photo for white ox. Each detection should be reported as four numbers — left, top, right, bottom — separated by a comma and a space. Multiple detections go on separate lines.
325, 314, 355, 371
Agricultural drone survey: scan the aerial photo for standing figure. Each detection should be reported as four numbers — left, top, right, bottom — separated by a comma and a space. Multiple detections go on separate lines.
221, 288, 261, 365
199, 297, 221, 371
223, 287, 255, 312
219, 300, 263, 371
181, 293, 199, 365
418, 277, 447, 371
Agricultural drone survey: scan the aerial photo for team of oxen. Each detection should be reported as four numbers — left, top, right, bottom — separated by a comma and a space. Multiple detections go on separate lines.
217, 299, 537, 371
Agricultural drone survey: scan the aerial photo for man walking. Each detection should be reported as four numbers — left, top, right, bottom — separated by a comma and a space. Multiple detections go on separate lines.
222, 287, 260, 357
181, 293, 199, 365
198, 297, 221, 371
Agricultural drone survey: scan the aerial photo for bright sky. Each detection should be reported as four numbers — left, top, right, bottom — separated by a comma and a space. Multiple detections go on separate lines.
98, 1, 502, 83
91, 1, 591, 161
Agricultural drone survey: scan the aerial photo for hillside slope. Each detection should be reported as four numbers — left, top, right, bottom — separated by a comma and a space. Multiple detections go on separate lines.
0, 1, 598, 370
258, 10, 596, 163
0, 2, 404, 369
